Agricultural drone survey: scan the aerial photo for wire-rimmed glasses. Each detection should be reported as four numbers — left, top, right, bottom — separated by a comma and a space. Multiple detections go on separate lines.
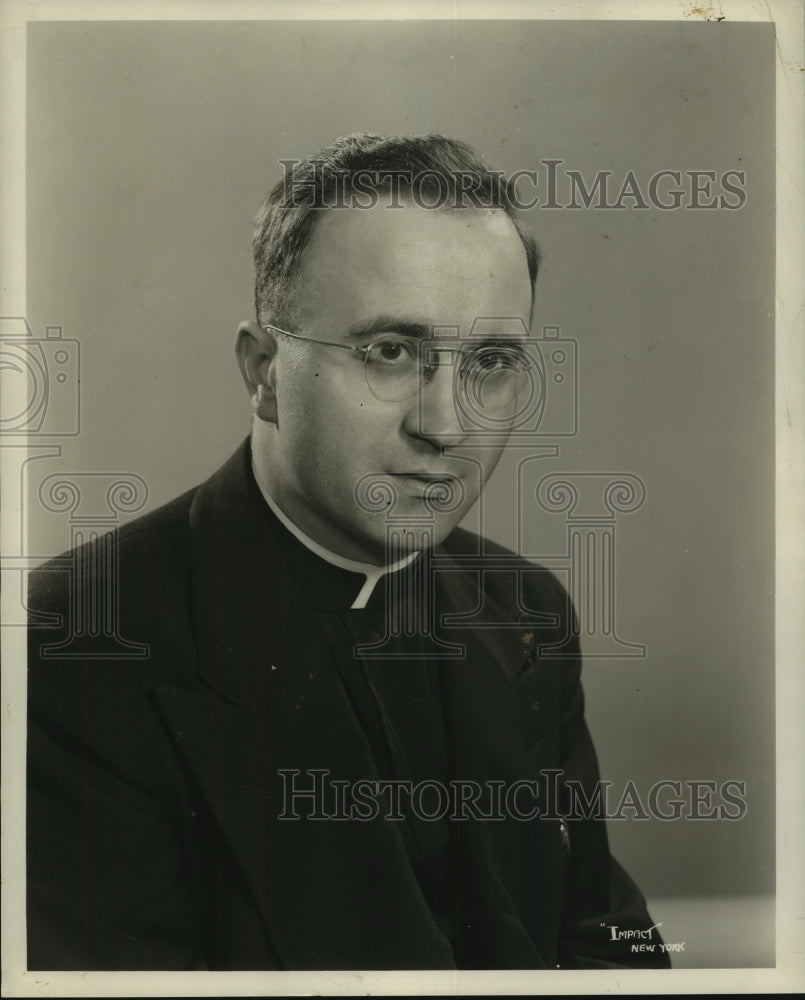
262, 322, 533, 409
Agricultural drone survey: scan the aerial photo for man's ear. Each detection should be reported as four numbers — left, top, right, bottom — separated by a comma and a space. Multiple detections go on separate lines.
235, 321, 278, 424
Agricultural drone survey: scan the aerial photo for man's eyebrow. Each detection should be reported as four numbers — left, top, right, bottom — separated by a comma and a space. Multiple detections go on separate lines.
341, 315, 433, 342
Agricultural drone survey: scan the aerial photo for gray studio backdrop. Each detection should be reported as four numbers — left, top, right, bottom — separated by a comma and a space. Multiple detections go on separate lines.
25, 18, 774, 921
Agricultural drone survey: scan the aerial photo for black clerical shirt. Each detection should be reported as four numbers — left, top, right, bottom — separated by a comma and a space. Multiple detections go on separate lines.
260, 499, 461, 954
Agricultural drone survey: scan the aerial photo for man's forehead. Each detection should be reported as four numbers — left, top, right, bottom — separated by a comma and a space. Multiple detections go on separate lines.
293, 201, 532, 331
307, 200, 525, 260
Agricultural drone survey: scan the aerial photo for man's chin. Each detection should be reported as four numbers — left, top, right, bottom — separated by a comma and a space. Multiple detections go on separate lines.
352, 511, 464, 565
384, 513, 464, 551
428, 513, 466, 549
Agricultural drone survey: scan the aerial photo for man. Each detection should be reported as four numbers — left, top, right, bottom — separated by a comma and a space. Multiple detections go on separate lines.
27, 134, 669, 970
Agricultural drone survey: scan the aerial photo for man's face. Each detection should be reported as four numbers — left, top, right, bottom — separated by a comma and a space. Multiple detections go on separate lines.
251, 201, 533, 563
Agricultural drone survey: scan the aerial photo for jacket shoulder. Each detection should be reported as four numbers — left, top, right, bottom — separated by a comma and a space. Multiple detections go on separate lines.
28, 485, 199, 606
443, 525, 572, 613
27, 483, 205, 743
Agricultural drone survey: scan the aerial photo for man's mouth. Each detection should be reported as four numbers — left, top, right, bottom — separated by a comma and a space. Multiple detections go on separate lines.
385, 472, 467, 508
387, 472, 460, 484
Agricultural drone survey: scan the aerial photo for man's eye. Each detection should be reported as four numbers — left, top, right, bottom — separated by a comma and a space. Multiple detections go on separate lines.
475, 349, 507, 371
367, 338, 417, 366
470, 344, 530, 373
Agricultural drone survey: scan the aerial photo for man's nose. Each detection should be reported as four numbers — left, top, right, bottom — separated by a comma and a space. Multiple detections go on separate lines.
408, 355, 469, 447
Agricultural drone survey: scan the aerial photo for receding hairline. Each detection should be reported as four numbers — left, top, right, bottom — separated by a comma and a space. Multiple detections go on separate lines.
280, 199, 536, 327
252, 133, 542, 329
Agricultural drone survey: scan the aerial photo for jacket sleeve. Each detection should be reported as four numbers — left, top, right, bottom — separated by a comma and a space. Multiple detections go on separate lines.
26, 537, 209, 971
548, 577, 671, 969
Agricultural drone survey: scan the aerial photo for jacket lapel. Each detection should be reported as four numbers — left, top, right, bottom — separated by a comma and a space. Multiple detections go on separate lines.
152, 442, 454, 969
433, 554, 564, 967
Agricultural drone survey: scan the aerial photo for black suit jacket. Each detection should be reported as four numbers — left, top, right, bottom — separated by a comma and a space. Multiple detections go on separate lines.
27, 441, 669, 970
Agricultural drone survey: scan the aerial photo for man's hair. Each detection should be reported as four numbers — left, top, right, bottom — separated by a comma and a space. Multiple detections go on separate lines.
252, 133, 541, 329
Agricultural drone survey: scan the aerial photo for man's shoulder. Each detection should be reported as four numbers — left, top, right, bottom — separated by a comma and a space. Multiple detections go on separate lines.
29, 484, 200, 602
114, 483, 200, 562
30, 440, 253, 594
443, 526, 571, 613
443, 526, 528, 560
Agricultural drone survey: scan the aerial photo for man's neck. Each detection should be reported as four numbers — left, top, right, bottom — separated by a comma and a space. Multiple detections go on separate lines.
251, 455, 418, 610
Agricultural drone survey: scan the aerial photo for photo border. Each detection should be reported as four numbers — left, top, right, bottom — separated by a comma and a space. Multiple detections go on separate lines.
1, 0, 802, 995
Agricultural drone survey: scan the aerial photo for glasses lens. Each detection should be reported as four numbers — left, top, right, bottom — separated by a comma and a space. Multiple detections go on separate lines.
363, 337, 532, 406
458, 344, 531, 411
364, 336, 421, 401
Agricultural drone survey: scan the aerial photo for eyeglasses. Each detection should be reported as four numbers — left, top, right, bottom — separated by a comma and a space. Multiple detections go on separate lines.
262, 322, 533, 408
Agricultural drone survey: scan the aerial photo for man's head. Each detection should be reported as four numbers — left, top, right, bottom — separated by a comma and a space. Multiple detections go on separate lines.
237, 134, 540, 564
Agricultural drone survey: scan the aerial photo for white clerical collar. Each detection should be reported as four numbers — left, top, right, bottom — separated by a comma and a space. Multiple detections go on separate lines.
254, 472, 419, 610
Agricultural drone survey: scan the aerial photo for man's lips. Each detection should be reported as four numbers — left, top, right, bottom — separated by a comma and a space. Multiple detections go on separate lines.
385, 473, 466, 502
374, 473, 468, 512
387, 472, 461, 483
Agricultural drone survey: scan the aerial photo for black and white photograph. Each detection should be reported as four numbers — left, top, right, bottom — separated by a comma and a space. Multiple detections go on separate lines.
1, 0, 803, 995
